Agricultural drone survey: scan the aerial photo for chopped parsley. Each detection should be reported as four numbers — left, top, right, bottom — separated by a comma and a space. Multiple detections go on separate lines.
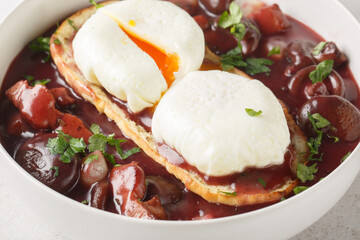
312, 41, 327, 56
309, 60, 334, 84
84, 154, 99, 165
89, 0, 104, 9
47, 130, 86, 163
258, 178, 267, 188
245, 58, 273, 76
23, 75, 51, 86
245, 108, 262, 117
218, 191, 237, 196
220, 46, 247, 71
53, 38, 61, 45
88, 123, 140, 161
81, 200, 89, 204
28, 36, 51, 62
293, 186, 309, 195
67, 19, 79, 31
268, 46, 281, 56
218, 2, 272, 76
297, 163, 318, 183
218, 2, 243, 29
307, 112, 333, 161
47, 125, 140, 165
341, 151, 351, 162
50, 166, 59, 178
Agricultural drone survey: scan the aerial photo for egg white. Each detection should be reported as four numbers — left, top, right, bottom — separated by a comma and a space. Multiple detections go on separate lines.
73, 0, 204, 113
152, 71, 291, 176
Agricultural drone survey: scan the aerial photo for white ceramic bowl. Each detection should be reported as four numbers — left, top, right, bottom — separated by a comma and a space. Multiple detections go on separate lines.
0, 0, 359, 239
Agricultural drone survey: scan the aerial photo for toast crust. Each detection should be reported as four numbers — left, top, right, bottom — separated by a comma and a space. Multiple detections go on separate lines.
50, 1, 308, 206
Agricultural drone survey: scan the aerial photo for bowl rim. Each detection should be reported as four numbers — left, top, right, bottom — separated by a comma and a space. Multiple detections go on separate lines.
0, 0, 360, 228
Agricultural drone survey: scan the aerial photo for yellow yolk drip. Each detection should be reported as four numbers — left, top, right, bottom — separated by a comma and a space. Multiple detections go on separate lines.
121, 26, 179, 87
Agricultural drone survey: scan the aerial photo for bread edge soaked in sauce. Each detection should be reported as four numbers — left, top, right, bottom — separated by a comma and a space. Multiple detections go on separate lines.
50, 1, 309, 206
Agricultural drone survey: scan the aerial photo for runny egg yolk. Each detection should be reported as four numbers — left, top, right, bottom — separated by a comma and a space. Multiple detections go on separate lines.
120, 25, 179, 87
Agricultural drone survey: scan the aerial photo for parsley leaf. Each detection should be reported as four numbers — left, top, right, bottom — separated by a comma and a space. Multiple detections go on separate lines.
47, 131, 86, 163
88, 133, 108, 152
23, 75, 51, 86
50, 166, 59, 178
258, 178, 267, 188
220, 46, 247, 71
312, 42, 327, 56
341, 151, 351, 162
297, 163, 318, 183
28, 37, 51, 62
218, 2, 243, 29
89, 0, 104, 9
67, 19, 79, 31
31, 79, 51, 86
218, 191, 237, 196
293, 186, 309, 195
53, 38, 61, 45
307, 112, 333, 161
90, 123, 101, 134
230, 23, 246, 41
245, 108, 262, 117
47, 135, 69, 155
268, 46, 281, 56
84, 154, 99, 164
309, 60, 334, 84
103, 152, 116, 166
311, 113, 331, 129
29, 37, 50, 53
245, 58, 273, 76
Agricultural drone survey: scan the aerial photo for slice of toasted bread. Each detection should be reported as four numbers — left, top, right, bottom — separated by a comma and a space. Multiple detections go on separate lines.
50, 1, 309, 206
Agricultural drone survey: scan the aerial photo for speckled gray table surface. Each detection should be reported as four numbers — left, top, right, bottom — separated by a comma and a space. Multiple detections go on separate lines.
0, 0, 359, 239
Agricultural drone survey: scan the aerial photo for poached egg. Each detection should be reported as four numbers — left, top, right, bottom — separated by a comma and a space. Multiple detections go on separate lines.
152, 70, 291, 176
73, 0, 204, 113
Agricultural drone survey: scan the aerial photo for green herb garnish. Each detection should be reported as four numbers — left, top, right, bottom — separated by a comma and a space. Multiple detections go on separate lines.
47, 130, 86, 163
28, 36, 51, 62
84, 154, 99, 164
312, 42, 327, 56
258, 178, 267, 188
219, 191, 237, 196
281, 197, 286, 201
50, 166, 59, 178
67, 19, 79, 31
89, 0, 104, 9
31, 79, 51, 86
53, 38, 61, 45
245, 58, 273, 76
23, 75, 51, 86
88, 124, 140, 161
220, 46, 247, 71
218, 2, 272, 76
307, 112, 332, 161
293, 186, 309, 195
268, 46, 281, 56
81, 200, 89, 204
309, 60, 334, 84
341, 151, 351, 162
297, 163, 318, 183
218, 2, 243, 29
245, 108, 262, 117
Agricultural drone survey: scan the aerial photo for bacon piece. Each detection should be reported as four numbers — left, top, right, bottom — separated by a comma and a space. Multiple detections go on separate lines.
6, 80, 61, 130
110, 162, 167, 220
50, 87, 76, 107
6, 112, 33, 135
56, 113, 92, 143
253, 4, 290, 36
